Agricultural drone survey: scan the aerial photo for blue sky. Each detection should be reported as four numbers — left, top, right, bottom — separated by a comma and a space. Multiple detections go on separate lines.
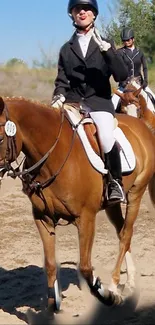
0, 0, 116, 66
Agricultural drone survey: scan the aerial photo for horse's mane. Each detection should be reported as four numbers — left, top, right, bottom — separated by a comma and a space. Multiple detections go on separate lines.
3, 96, 51, 110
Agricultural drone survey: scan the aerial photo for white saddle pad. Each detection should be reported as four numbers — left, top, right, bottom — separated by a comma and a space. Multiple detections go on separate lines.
113, 127, 136, 173
65, 108, 136, 175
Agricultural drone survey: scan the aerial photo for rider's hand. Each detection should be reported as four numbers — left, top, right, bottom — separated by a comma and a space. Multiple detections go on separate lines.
92, 28, 111, 52
51, 94, 65, 108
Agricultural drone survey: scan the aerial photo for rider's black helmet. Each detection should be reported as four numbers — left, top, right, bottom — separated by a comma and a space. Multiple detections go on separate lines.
120, 27, 134, 41
68, 0, 99, 17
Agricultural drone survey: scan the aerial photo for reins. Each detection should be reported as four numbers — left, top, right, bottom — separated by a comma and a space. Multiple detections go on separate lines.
27, 121, 77, 192
8, 107, 79, 192
8, 107, 65, 179
7, 106, 87, 191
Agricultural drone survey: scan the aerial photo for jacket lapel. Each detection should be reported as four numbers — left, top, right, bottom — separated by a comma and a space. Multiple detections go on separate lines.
69, 32, 98, 62
69, 33, 85, 62
85, 37, 98, 60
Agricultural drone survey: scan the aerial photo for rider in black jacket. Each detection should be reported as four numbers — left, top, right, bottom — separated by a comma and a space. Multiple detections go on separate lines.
112, 27, 155, 110
118, 28, 148, 88
51, 0, 128, 203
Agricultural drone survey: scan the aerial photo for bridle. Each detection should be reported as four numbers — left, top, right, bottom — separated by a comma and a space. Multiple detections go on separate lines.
0, 104, 18, 175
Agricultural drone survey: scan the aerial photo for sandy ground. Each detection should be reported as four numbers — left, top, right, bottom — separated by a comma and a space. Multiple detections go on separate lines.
0, 173, 155, 325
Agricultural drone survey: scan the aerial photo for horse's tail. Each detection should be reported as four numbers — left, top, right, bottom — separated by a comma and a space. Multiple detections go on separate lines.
148, 173, 155, 206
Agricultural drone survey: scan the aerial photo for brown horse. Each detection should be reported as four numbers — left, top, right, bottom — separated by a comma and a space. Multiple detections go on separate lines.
0, 96, 155, 312
114, 80, 155, 130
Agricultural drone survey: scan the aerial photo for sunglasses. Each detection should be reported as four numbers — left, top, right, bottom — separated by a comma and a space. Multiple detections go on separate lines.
123, 38, 133, 42
73, 4, 94, 12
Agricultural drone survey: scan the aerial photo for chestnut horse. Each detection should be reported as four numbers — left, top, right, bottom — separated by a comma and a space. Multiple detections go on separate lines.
114, 80, 155, 128
0, 96, 155, 312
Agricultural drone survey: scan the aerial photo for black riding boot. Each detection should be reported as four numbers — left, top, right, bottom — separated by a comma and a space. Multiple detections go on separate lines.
104, 142, 125, 203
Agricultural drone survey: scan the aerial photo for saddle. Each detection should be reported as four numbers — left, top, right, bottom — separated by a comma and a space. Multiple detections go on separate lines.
64, 103, 136, 176
65, 102, 101, 153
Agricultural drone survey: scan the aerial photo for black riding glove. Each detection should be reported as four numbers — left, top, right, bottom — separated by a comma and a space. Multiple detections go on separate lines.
142, 80, 148, 89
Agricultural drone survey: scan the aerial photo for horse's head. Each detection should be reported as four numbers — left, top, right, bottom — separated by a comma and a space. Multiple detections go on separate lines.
0, 97, 18, 175
114, 87, 142, 118
128, 76, 142, 86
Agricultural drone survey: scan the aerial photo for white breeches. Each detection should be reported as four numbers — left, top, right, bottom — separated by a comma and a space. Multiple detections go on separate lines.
90, 111, 115, 154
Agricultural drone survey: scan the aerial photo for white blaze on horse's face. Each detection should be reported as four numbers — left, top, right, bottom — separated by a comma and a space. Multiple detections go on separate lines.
126, 104, 138, 117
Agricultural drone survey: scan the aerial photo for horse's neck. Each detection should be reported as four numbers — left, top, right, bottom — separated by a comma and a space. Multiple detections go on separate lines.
130, 81, 155, 113
7, 99, 63, 161
139, 94, 155, 135
140, 90, 155, 113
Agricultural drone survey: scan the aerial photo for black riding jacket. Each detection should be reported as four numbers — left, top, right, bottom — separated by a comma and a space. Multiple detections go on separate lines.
117, 46, 148, 87
53, 32, 128, 114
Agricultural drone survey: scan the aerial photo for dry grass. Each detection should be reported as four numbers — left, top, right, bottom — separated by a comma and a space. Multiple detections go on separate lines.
0, 64, 155, 103
0, 65, 57, 103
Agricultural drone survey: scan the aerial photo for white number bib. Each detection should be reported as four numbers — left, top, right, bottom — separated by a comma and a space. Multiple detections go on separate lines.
5, 120, 17, 137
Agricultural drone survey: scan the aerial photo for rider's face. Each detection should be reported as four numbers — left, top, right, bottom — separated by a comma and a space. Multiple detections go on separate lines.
71, 5, 95, 29
123, 38, 135, 48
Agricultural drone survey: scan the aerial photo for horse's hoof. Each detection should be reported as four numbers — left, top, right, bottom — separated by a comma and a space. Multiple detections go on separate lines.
104, 289, 123, 306
90, 276, 123, 306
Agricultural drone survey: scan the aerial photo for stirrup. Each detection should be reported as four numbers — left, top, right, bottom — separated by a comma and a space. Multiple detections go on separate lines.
106, 179, 126, 204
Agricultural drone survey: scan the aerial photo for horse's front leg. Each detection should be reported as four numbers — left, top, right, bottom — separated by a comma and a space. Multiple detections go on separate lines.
77, 209, 121, 306
105, 203, 135, 294
105, 203, 126, 294
33, 207, 61, 311
109, 188, 145, 295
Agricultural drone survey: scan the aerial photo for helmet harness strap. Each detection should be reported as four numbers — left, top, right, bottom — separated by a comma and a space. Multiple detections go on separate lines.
73, 20, 94, 30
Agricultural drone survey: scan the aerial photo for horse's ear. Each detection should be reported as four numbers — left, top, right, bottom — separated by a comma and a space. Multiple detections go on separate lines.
133, 87, 142, 98
0, 97, 5, 115
114, 89, 124, 99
